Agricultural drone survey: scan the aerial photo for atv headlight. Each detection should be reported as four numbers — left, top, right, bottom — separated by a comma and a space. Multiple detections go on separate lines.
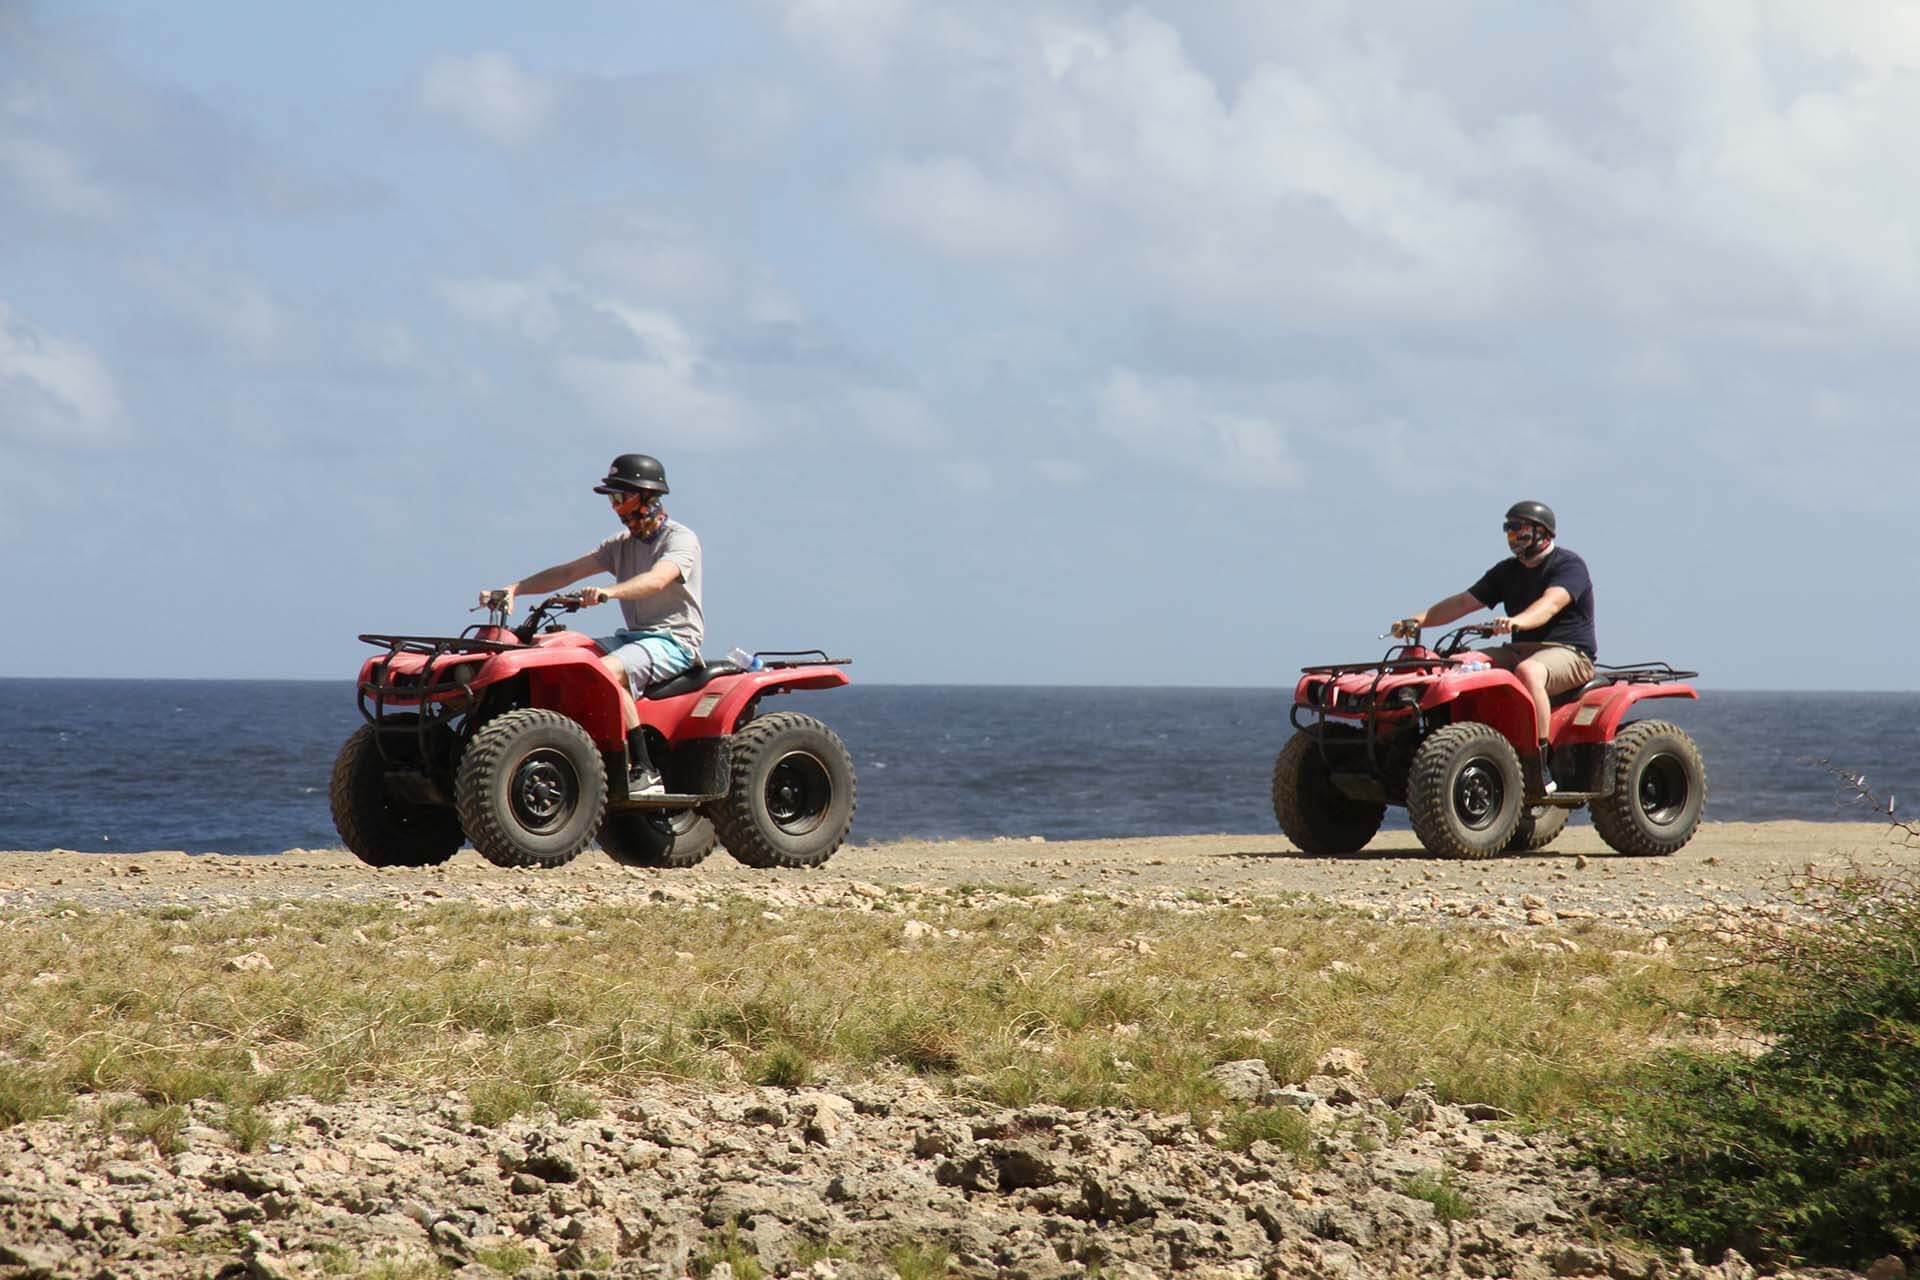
1387, 684, 1429, 709
443, 661, 481, 686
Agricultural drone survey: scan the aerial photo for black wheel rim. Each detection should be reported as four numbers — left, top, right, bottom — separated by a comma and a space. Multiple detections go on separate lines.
510, 748, 578, 835
1453, 759, 1505, 831
1637, 752, 1689, 826
765, 751, 832, 837
648, 809, 700, 838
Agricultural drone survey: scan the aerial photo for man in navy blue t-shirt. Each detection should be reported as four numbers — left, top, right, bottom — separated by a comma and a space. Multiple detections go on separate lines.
1389, 500, 1597, 794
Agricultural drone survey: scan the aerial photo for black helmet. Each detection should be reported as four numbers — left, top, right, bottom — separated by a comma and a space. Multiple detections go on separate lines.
593, 453, 669, 497
1504, 500, 1555, 536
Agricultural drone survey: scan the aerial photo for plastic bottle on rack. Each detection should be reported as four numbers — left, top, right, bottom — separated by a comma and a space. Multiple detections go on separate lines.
725, 646, 763, 671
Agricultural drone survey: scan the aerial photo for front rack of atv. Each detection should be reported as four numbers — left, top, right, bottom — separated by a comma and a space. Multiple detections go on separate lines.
355, 634, 511, 765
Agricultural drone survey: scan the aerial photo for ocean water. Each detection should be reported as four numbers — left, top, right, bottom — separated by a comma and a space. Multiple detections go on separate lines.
0, 679, 1913, 855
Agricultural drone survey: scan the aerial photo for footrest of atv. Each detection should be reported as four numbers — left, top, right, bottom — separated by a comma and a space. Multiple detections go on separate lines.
612, 791, 721, 810
1533, 790, 1603, 808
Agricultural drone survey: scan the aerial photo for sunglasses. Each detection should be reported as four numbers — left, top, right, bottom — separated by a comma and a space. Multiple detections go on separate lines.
609, 491, 655, 509
1502, 520, 1536, 533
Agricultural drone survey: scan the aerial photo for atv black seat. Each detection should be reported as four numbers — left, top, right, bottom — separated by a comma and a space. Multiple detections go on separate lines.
1550, 674, 1615, 708
644, 660, 742, 700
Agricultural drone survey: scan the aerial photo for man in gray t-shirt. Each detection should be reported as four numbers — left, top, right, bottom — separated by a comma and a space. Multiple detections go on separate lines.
479, 453, 704, 795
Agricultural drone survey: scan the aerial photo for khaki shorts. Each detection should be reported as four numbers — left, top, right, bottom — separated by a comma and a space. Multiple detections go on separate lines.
1477, 642, 1595, 696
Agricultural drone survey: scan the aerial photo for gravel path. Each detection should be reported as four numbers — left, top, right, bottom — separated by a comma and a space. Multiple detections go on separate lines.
3, 820, 1911, 928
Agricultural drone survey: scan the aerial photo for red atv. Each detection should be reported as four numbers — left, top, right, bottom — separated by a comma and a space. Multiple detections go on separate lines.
1273, 623, 1707, 859
330, 593, 856, 871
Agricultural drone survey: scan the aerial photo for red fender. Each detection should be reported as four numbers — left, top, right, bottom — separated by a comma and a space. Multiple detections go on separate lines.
640, 665, 853, 743
1552, 682, 1698, 746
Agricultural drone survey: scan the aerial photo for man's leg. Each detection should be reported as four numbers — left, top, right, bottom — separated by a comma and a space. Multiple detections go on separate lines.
597, 646, 663, 792
1514, 657, 1553, 743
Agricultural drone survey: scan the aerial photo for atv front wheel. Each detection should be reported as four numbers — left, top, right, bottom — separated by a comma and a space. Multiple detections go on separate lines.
1505, 803, 1570, 853
710, 712, 856, 869
1407, 723, 1524, 859
329, 718, 464, 868
1271, 728, 1386, 855
455, 708, 607, 869
599, 809, 718, 869
1590, 721, 1707, 856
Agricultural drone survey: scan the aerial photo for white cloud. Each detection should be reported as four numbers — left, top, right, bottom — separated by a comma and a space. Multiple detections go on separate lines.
1094, 368, 1302, 491
1033, 457, 1089, 486
555, 354, 751, 445
0, 135, 117, 220
0, 302, 120, 441
773, 0, 911, 72
136, 263, 290, 360
556, 301, 752, 444
419, 52, 555, 146
859, 154, 1066, 260
844, 385, 945, 450
439, 275, 566, 343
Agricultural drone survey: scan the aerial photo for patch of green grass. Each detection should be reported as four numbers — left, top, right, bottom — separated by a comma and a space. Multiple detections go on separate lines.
0, 894, 1707, 1135
1217, 1105, 1315, 1160
222, 1102, 277, 1152
0, 1064, 68, 1127
693, 1224, 763, 1279
755, 1042, 813, 1088
469, 1242, 534, 1274
889, 1241, 953, 1279
1404, 1169, 1474, 1223
794, 1237, 854, 1266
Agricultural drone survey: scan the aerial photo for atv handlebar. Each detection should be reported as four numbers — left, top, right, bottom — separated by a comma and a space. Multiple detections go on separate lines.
512, 593, 586, 643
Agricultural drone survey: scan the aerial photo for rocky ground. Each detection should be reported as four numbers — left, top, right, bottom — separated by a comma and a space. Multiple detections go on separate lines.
1, 822, 1910, 1279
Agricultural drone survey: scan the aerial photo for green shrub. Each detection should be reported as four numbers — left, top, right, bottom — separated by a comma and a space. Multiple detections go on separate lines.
1587, 868, 1920, 1265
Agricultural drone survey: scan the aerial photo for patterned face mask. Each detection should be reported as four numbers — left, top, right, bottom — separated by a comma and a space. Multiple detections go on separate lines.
611, 492, 668, 541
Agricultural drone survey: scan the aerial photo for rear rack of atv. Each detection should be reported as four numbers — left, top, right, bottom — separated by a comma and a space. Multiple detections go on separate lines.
1590, 662, 1699, 682
750, 650, 852, 668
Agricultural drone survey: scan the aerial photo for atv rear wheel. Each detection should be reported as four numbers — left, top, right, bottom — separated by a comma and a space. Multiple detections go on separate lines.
1272, 728, 1386, 855
1407, 723, 1524, 859
1590, 721, 1707, 857
710, 712, 856, 869
1505, 803, 1570, 853
599, 809, 718, 869
455, 708, 607, 869
329, 718, 464, 868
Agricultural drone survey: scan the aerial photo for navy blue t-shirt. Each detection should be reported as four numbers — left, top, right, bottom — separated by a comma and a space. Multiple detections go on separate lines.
1469, 546, 1598, 659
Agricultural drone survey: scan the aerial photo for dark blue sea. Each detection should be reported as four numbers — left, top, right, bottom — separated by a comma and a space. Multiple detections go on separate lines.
0, 679, 1912, 854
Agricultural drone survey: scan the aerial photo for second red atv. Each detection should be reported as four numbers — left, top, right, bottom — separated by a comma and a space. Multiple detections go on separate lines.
330, 593, 856, 871
1273, 623, 1707, 859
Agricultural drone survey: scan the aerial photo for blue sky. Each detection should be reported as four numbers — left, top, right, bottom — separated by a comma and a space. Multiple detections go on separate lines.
3, 1, 1916, 687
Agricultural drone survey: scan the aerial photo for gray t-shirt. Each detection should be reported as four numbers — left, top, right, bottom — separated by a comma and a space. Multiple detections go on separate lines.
591, 521, 704, 655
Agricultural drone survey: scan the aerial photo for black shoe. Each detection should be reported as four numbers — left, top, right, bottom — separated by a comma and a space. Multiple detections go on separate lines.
1536, 756, 1557, 796
626, 767, 666, 797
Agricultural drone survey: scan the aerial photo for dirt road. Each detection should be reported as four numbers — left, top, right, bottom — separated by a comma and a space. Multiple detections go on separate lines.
5, 820, 1912, 926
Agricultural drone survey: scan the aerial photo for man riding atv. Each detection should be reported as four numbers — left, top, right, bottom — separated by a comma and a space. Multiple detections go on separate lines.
481, 453, 700, 797
1392, 500, 1594, 795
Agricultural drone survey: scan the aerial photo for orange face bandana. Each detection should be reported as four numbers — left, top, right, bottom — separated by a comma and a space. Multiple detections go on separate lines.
610, 492, 667, 541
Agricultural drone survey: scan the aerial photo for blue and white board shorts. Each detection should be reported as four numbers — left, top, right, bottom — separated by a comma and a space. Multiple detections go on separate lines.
594, 629, 698, 698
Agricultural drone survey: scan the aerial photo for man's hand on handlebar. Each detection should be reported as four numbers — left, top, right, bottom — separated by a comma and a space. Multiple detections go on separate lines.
578, 586, 609, 607
477, 587, 516, 616
1389, 617, 1422, 639
1485, 616, 1516, 635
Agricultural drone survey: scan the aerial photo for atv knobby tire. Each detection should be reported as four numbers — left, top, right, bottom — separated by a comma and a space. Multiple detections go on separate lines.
455, 708, 607, 869
1272, 728, 1386, 855
1407, 722, 1524, 859
330, 717, 465, 868
599, 809, 718, 869
1505, 803, 1570, 853
1589, 720, 1707, 857
710, 712, 856, 869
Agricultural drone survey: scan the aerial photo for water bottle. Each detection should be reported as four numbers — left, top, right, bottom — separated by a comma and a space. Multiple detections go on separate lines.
726, 646, 763, 671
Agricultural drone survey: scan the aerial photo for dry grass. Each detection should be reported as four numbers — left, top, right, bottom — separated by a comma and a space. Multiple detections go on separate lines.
0, 891, 1705, 1127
